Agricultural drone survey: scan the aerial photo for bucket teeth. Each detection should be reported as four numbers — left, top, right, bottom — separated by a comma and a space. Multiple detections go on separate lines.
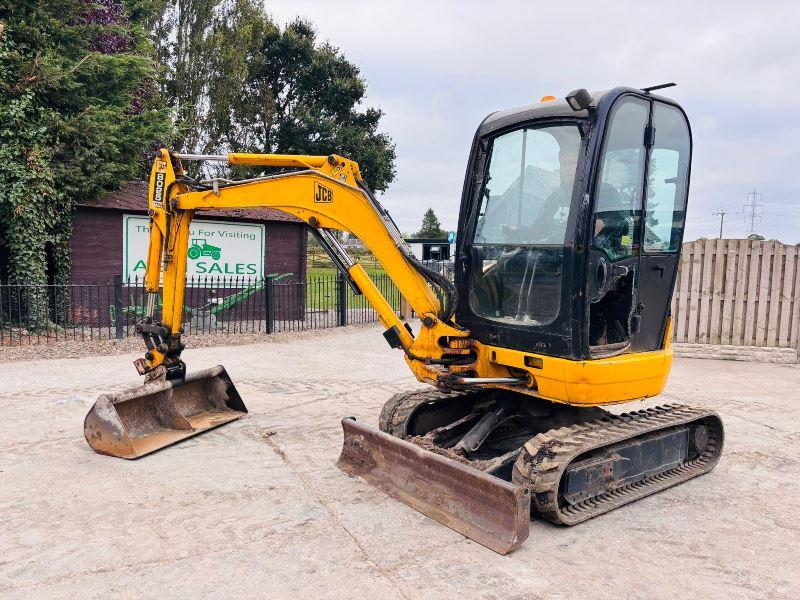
84, 365, 247, 459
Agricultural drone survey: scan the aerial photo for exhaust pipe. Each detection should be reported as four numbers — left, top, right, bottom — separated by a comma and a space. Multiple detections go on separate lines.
84, 365, 246, 459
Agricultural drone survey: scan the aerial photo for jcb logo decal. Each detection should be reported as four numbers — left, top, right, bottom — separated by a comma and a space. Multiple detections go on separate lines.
314, 182, 333, 203
152, 171, 166, 209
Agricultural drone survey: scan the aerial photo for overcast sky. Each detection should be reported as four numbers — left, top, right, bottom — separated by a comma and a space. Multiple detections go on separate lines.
267, 1, 800, 243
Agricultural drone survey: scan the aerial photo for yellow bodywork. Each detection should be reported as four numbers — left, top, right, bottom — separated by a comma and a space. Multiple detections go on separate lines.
141, 149, 672, 408
468, 334, 672, 405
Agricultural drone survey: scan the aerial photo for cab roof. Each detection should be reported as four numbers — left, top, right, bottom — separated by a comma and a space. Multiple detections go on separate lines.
476, 86, 678, 137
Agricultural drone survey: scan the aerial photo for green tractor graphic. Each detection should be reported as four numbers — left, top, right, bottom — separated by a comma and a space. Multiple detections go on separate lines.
187, 238, 221, 261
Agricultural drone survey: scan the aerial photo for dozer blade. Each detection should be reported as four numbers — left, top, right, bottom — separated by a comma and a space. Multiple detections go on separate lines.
337, 418, 530, 555
84, 365, 247, 459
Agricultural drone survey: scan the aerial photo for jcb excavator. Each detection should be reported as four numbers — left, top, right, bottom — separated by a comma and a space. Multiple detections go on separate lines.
85, 85, 723, 554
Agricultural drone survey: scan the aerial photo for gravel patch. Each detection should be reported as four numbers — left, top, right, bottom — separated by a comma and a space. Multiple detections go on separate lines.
0, 321, 379, 362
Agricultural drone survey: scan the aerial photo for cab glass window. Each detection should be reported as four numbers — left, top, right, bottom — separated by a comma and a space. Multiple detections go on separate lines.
474, 125, 580, 245
470, 124, 581, 326
644, 103, 691, 253
592, 97, 649, 262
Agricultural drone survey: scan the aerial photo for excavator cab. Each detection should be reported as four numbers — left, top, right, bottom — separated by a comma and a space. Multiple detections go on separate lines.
456, 86, 692, 360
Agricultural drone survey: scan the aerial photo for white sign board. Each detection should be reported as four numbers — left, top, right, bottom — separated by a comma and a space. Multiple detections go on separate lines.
123, 214, 265, 282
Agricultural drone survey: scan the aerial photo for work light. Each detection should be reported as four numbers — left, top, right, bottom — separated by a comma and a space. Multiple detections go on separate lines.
566, 88, 593, 111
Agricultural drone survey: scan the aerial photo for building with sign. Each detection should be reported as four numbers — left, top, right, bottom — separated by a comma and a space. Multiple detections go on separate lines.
70, 182, 307, 282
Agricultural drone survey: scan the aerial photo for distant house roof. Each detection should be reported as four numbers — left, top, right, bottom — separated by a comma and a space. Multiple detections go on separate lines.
78, 181, 301, 223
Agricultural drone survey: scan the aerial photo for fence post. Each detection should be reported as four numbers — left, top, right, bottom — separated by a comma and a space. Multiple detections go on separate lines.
113, 274, 125, 339
265, 277, 275, 334
337, 272, 347, 326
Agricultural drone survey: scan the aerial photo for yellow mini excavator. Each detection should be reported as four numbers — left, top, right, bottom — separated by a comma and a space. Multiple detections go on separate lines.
84, 85, 723, 554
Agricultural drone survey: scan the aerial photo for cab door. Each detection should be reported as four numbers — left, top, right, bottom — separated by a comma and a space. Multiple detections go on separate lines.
587, 96, 650, 355
633, 102, 692, 351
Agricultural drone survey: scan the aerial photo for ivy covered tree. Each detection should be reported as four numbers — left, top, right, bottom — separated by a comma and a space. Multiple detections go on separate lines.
414, 208, 448, 239
152, 1, 396, 192
0, 0, 394, 330
0, 1, 171, 310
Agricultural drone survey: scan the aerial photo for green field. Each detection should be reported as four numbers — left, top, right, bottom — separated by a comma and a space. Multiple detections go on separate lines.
307, 266, 386, 279
303, 266, 399, 311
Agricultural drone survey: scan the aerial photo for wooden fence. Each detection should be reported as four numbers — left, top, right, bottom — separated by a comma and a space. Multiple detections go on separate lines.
671, 239, 800, 348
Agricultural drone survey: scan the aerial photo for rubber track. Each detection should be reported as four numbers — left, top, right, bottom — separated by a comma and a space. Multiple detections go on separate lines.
510, 403, 724, 526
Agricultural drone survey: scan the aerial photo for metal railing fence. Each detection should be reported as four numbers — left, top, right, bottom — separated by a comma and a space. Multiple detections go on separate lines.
1, 261, 454, 346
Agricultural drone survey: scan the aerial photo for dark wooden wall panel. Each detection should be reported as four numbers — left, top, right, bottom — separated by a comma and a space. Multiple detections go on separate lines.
70, 208, 122, 281
265, 221, 307, 281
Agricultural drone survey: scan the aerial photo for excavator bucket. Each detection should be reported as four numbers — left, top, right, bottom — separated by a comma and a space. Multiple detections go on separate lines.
84, 365, 246, 459
337, 418, 530, 555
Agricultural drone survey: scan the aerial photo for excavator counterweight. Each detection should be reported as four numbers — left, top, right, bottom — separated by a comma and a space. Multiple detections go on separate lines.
85, 85, 724, 554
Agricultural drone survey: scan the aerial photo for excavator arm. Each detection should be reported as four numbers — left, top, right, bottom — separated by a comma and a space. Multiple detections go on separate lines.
138, 149, 471, 387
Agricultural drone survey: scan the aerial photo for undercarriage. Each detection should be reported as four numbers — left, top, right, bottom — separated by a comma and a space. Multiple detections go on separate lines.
338, 389, 724, 552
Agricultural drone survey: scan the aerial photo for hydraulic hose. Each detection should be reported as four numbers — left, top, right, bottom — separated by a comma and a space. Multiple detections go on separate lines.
407, 252, 458, 323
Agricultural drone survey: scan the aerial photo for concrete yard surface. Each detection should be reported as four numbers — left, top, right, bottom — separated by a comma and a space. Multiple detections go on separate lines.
1, 325, 799, 599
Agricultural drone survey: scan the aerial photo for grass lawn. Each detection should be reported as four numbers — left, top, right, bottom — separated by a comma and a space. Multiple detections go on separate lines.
306, 266, 386, 279
303, 266, 398, 310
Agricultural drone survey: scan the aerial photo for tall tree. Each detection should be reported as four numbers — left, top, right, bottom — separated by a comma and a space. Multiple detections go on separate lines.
149, 0, 219, 153
151, 1, 396, 191
0, 1, 171, 309
414, 208, 447, 238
